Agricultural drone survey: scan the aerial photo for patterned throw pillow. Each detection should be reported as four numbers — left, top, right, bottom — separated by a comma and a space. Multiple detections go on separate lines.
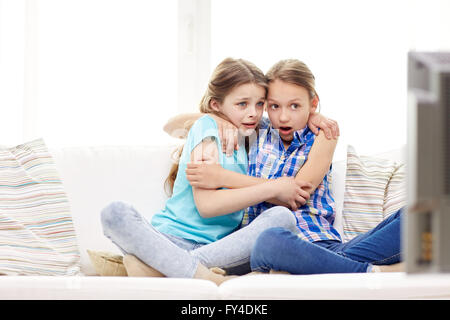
342, 145, 406, 242
0, 138, 81, 275
383, 163, 407, 218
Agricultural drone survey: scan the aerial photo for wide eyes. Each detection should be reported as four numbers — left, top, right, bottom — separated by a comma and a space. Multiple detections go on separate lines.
269, 103, 300, 110
237, 101, 265, 107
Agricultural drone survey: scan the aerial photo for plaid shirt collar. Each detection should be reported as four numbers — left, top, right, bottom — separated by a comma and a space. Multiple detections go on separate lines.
266, 124, 311, 153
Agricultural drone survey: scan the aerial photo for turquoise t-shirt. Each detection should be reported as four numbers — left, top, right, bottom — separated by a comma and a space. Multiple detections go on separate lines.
151, 115, 248, 244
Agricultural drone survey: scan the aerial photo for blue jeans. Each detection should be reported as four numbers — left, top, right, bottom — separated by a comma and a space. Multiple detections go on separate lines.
100, 201, 298, 278
250, 208, 403, 274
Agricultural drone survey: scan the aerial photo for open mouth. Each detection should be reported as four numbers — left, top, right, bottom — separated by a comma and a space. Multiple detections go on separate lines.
278, 126, 293, 135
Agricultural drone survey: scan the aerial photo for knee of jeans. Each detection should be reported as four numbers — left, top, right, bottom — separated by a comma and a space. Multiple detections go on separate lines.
100, 201, 129, 231
250, 227, 286, 271
252, 227, 286, 256
270, 206, 297, 230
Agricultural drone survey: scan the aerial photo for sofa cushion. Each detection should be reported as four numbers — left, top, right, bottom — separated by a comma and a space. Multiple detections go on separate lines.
0, 138, 81, 275
341, 145, 405, 242
218, 273, 450, 299
50, 145, 178, 275
0, 276, 219, 299
330, 158, 346, 237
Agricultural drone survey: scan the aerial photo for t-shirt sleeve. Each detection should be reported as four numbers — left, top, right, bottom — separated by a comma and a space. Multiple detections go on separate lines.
187, 115, 221, 154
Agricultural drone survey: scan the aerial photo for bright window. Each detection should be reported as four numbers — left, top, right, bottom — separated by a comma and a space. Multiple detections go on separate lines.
36, 0, 178, 147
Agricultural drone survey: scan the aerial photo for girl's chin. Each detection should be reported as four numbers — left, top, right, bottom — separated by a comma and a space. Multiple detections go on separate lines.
238, 127, 256, 136
280, 134, 294, 144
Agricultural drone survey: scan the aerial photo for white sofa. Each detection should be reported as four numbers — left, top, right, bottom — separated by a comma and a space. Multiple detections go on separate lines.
2, 143, 450, 300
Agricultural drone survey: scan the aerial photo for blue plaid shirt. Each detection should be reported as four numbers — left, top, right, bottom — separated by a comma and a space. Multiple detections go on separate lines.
242, 117, 341, 242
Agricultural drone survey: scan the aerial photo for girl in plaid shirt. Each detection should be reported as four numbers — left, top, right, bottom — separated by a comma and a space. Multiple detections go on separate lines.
183, 59, 404, 274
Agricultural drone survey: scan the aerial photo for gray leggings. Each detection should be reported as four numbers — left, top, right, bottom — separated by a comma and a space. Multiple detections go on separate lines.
101, 201, 298, 278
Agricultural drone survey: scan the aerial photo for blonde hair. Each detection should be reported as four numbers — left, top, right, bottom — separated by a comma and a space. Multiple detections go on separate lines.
164, 57, 268, 196
266, 59, 320, 108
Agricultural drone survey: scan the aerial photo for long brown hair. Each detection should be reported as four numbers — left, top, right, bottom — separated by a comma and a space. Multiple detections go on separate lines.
164, 57, 268, 196
266, 59, 320, 110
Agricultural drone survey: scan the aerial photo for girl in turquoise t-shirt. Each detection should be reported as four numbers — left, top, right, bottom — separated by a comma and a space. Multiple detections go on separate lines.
100, 58, 312, 285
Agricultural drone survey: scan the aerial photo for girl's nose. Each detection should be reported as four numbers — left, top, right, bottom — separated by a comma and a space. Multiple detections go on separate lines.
279, 108, 289, 122
247, 104, 257, 118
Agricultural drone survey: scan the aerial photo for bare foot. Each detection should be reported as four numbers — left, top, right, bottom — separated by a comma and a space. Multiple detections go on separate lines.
194, 263, 238, 285
243, 270, 290, 276
244, 271, 266, 276
269, 269, 290, 274
123, 254, 165, 277
210, 267, 227, 275
371, 262, 405, 272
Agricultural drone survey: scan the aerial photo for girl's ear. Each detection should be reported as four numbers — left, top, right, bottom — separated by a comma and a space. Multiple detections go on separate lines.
209, 99, 221, 112
311, 96, 319, 112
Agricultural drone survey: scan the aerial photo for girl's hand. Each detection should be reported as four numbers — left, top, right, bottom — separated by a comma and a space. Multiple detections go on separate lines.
307, 113, 340, 140
209, 114, 239, 157
186, 163, 224, 189
272, 177, 312, 211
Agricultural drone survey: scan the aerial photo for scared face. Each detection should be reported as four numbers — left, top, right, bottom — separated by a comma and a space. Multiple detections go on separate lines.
266, 79, 317, 146
211, 82, 266, 136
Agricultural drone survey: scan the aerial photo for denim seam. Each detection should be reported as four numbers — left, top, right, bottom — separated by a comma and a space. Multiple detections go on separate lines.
338, 251, 401, 266
193, 250, 250, 269
219, 256, 250, 269
188, 259, 200, 278
372, 253, 401, 265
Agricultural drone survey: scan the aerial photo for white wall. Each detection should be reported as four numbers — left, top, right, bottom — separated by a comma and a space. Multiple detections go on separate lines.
210, 0, 450, 160
0, 0, 449, 156
0, 0, 25, 145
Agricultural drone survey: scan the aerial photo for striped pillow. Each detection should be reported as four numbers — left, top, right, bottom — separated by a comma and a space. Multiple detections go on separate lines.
342, 145, 404, 242
0, 138, 81, 275
383, 163, 406, 218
